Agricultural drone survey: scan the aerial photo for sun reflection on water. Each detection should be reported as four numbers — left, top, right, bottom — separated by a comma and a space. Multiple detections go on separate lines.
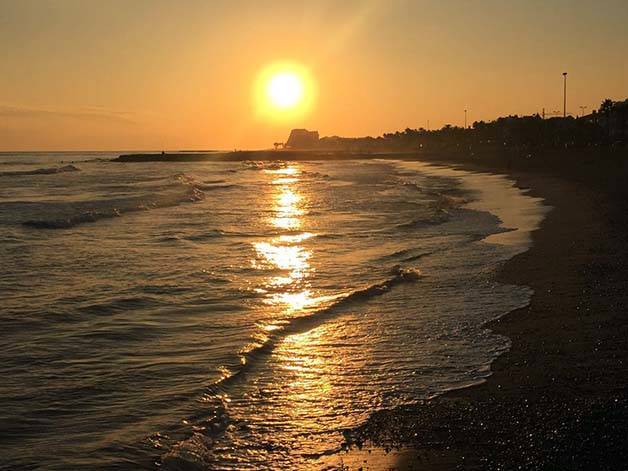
272, 187, 304, 230
244, 163, 352, 443
253, 164, 316, 313
267, 289, 316, 311
253, 242, 310, 273
224, 161, 394, 466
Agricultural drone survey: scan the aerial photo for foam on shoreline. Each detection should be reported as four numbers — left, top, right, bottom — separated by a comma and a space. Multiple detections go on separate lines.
318, 161, 553, 469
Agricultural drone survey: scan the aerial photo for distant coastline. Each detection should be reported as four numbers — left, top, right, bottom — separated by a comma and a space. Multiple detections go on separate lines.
114, 98, 627, 168
112, 145, 627, 186
113, 149, 420, 162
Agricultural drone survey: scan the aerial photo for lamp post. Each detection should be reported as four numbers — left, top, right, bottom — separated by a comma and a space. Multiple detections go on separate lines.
579, 105, 588, 117
562, 72, 568, 118
464, 109, 467, 129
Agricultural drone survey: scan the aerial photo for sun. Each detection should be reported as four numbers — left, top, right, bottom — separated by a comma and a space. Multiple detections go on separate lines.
254, 62, 316, 120
267, 72, 303, 109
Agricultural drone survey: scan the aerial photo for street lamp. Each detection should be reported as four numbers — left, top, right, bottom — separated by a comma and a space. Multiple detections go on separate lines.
579, 106, 588, 117
464, 109, 467, 129
562, 72, 568, 118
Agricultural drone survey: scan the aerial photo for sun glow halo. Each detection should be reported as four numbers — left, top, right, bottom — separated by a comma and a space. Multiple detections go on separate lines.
255, 62, 315, 119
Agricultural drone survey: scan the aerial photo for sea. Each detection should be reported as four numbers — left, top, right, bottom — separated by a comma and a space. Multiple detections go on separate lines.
0, 152, 547, 470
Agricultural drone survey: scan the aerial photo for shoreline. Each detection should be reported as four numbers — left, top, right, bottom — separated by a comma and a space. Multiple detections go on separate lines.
111, 147, 628, 468
319, 153, 628, 469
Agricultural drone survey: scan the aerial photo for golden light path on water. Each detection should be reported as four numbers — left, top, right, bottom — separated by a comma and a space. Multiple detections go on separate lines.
253, 165, 316, 315
248, 163, 342, 439
249, 165, 324, 397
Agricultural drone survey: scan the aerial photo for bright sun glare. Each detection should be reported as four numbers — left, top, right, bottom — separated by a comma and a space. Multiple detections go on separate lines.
267, 73, 304, 109
255, 62, 315, 119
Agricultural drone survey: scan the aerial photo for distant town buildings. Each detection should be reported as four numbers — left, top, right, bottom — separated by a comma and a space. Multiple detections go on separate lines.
276, 99, 628, 152
285, 129, 319, 149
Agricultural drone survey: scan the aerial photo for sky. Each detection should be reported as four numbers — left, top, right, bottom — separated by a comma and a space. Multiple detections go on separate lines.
1, 0, 627, 151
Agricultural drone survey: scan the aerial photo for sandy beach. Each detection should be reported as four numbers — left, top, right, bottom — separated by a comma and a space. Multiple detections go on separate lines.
321, 150, 628, 469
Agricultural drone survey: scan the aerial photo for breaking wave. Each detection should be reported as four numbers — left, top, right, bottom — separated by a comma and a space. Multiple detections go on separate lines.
21, 174, 214, 229
159, 266, 422, 469
394, 210, 451, 230
0, 165, 80, 177
242, 160, 286, 171
229, 266, 421, 379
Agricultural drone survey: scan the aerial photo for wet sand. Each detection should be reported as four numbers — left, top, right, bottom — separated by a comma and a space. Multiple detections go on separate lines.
321, 150, 628, 469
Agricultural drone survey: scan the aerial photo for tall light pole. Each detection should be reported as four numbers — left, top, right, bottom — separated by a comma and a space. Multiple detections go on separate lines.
579, 105, 588, 117
562, 72, 568, 118
464, 109, 467, 129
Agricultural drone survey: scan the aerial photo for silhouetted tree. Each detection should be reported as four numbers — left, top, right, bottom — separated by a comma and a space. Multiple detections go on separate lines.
600, 99, 614, 115
314, 100, 625, 152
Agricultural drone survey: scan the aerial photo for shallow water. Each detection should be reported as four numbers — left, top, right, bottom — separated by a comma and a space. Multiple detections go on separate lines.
0, 153, 546, 469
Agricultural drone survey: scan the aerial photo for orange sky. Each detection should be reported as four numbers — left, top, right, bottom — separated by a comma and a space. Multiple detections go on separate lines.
1, 0, 627, 151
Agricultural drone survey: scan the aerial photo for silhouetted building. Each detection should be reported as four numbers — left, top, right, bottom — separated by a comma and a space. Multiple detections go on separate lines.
285, 129, 319, 148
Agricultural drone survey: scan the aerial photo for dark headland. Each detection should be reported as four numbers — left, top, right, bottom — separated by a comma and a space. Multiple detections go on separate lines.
118, 103, 628, 469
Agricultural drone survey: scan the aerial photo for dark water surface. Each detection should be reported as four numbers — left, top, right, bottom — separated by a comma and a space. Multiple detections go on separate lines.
0, 153, 546, 469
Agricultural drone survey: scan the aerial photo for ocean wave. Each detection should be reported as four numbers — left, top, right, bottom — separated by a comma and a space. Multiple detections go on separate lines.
376, 247, 434, 263
160, 400, 231, 471
0, 164, 80, 177
22, 174, 204, 229
196, 183, 237, 191
158, 229, 262, 244
76, 296, 164, 317
159, 265, 421, 469
301, 170, 331, 179
391, 188, 472, 232
242, 160, 286, 171
395, 210, 451, 230
434, 193, 469, 209
399, 180, 423, 192
23, 208, 125, 229
216, 266, 421, 389
185, 230, 230, 241
161, 431, 219, 471
0, 160, 37, 166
